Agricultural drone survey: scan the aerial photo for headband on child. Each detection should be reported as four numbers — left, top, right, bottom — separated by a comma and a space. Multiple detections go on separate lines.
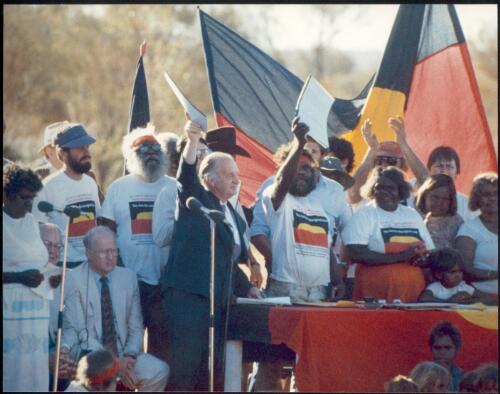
89, 358, 120, 385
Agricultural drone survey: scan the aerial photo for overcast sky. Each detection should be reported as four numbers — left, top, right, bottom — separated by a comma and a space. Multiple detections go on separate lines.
252, 4, 497, 52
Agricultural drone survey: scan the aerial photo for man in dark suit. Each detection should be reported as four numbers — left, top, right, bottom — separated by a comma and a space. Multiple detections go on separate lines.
162, 119, 261, 391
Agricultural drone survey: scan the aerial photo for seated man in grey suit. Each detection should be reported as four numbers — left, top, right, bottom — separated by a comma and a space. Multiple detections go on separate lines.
61, 226, 169, 391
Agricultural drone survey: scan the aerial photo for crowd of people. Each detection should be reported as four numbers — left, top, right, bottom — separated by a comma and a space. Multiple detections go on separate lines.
2, 112, 498, 392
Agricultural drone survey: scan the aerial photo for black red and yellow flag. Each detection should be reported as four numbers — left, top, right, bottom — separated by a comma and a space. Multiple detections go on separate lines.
199, 9, 370, 206
128, 41, 150, 133
343, 4, 497, 193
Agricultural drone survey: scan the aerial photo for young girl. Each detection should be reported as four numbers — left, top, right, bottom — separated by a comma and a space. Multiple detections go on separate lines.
419, 248, 495, 304
416, 174, 464, 249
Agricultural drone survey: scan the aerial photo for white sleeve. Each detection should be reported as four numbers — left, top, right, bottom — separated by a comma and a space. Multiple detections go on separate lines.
336, 190, 352, 232
100, 182, 116, 221
261, 184, 282, 216
152, 184, 177, 248
341, 208, 372, 246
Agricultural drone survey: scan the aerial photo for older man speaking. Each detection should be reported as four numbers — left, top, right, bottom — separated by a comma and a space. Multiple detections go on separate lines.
162, 119, 261, 391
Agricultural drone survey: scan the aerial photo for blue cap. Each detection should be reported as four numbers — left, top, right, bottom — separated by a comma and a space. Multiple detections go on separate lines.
54, 124, 96, 148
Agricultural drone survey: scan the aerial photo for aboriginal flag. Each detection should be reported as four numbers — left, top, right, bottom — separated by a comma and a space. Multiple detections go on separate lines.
128, 44, 150, 132
343, 4, 497, 194
125, 42, 150, 175
199, 9, 371, 206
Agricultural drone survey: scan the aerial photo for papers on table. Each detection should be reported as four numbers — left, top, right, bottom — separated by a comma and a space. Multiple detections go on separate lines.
236, 296, 292, 306
293, 300, 357, 308
163, 70, 208, 131
295, 75, 332, 149
378, 302, 489, 311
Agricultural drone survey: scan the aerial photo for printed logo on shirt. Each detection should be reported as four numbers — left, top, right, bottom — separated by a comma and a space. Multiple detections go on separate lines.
293, 209, 329, 248
67, 200, 97, 237
130, 201, 154, 234
381, 227, 423, 254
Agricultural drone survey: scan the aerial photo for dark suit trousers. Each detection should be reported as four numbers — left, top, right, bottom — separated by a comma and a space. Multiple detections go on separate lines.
164, 287, 226, 391
138, 281, 169, 363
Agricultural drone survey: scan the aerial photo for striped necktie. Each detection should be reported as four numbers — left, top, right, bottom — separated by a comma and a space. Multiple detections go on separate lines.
100, 276, 118, 356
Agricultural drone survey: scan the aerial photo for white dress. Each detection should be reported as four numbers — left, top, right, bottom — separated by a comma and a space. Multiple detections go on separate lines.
3, 212, 51, 391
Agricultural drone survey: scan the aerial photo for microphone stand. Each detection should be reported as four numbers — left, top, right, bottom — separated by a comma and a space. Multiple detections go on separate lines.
52, 213, 79, 391
208, 217, 216, 392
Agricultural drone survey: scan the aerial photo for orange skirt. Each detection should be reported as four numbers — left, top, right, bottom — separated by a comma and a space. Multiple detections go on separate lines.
353, 262, 425, 303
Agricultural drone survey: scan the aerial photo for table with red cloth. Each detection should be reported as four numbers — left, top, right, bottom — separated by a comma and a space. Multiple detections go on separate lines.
226, 304, 498, 392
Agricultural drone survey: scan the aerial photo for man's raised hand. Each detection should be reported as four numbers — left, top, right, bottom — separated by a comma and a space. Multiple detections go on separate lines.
184, 112, 203, 142
291, 116, 309, 145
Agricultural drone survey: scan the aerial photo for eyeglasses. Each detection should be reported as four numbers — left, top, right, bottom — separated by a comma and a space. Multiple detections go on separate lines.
43, 240, 63, 250
375, 156, 400, 166
135, 143, 161, 154
92, 248, 119, 258
196, 147, 212, 158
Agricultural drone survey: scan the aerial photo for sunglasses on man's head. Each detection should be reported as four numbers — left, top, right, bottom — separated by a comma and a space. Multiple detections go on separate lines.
135, 143, 161, 154
375, 156, 400, 166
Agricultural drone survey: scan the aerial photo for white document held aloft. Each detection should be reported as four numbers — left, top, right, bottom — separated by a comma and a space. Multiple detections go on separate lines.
164, 70, 208, 131
295, 75, 333, 149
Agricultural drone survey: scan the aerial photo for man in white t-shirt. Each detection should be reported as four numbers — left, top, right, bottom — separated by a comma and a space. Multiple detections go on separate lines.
33, 123, 101, 267
99, 124, 176, 362
252, 118, 345, 391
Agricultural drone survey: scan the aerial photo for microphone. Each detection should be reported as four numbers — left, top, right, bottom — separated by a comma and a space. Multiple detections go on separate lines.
37, 201, 82, 218
186, 197, 226, 223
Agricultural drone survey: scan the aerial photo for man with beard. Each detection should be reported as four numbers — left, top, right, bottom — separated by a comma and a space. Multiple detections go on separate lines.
33, 123, 101, 268
34, 121, 105, 202
252, 117, 345, 391
98, 125, 176, 362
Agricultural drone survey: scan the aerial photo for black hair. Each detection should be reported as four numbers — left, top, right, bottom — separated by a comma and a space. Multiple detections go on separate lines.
363, 166, 411, 201
328, 136, 355, 173
3, 163, 43, 198
426, 247, 464, 274
427, 146, 461, 174
429, 320, 462, 350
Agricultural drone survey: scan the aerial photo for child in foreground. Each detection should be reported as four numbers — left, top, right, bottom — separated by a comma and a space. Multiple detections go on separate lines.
418, 248, 496, 305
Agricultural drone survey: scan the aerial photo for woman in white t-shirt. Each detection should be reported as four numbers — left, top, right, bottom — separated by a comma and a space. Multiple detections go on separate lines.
343, 167, 434, 303
455, 173, 498, 297
3, 165, 53, 391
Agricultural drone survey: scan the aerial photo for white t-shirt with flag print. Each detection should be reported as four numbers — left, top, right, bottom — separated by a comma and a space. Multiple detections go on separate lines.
342, 200, 435, 254
101, 174, 175, 285
33, 170, 101, 263
262, 187, 333, 288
